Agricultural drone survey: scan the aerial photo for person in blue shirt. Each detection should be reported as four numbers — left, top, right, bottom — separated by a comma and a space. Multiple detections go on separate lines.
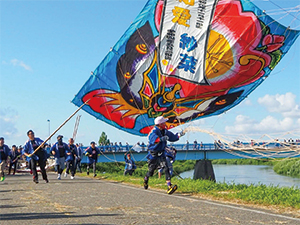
75, 143, 83, 173
125, 142, 130, 151
158, 146, 177, 179
8, 145, 22, 175
65, 138, 78, 179
144, 116, 185, 194
119, 142, 123, 151
124, 153, 136, 176
84, 141, 100, 177
51, 135, 69, 180
0, 137, 11, 182
193, 140, 198, 150
23, 130, 49, 184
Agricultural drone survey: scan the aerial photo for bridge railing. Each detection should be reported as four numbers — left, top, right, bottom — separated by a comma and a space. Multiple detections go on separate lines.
45, 142, 300, 154
79, 143, 219, 152
44, 142, 300, 163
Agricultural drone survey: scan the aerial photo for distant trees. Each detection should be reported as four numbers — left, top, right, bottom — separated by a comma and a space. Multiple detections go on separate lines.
98, 132, 110, 146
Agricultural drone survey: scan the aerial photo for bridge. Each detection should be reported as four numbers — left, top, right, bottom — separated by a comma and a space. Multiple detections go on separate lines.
76, 143, 300, 163
43, 142, 299, 181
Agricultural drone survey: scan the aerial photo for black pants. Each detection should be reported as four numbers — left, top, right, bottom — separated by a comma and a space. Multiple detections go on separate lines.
31, 158, 47, 181
146, 155, 171, 180
87, 162, 96, 174
66, 159, 75, 176
8, 161, 18, 174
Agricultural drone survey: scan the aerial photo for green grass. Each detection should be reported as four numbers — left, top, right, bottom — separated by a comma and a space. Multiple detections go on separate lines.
273, 159, 300, 177
80, 160, 300, 209
91, 172, 300, 208
211, 158, 275, 165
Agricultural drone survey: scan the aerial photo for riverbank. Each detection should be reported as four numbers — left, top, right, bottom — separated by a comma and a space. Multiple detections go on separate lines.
212, 158, 300, 178
78, 160, 300, 214
273, 158, 300, 177
211, 158, 275, 166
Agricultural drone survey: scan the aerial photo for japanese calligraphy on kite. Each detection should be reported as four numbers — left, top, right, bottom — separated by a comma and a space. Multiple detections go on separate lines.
72, 0, 299, 136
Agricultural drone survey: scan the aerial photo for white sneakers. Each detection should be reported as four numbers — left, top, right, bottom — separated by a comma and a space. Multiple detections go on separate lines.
57, 173, 75, 180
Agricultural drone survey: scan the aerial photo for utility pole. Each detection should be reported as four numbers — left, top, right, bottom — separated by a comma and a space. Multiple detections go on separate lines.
47, 119, 51, 145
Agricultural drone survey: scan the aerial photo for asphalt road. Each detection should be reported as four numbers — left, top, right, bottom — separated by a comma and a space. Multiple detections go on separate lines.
1, 172, 300, 225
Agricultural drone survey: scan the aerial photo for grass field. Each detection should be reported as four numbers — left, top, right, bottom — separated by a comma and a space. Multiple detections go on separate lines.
79, 159, 300, 209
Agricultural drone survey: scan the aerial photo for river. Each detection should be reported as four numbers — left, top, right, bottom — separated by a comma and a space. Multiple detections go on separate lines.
180, 164, 300, 188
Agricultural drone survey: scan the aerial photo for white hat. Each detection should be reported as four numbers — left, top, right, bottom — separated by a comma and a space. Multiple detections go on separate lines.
154, 116, 168, 125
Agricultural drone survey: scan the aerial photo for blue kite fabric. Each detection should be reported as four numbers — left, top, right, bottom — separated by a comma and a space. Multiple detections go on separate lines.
72, 0, 299, 136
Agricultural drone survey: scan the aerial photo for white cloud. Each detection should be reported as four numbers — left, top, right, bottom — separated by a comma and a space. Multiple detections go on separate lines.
243, 99, 252, 106
225, 115, 296, 134
225, 92, 300, 136
225, 115, 257, 134
10, 59, 32, 71
297, 118, 300, 126
258, 92, 300, 118
0, 108, 19, 140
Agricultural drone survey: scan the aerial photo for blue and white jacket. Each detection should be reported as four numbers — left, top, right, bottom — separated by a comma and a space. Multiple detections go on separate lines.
22, 138, 47, 161
10, 150, 22, 163
165, 147, 177, 162
50, 142, 69, 158
66, 144, 78, 162
147, 126, 179, 159
124, 155, 136, 170
0, 144, 11, 163
84, 147, 100, 164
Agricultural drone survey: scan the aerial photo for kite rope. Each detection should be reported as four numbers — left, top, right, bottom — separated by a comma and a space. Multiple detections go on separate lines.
266, 0, 300, 22
183, 126, 300, 159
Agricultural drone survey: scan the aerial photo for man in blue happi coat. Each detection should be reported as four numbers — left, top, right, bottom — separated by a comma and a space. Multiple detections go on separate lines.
0, 137, 11, 182
51, 135, 69, 180
84, 141, 100, 177
23, 130, 49, 184
65, 138, 78, 179
8, 145, 22, 175
144, 116, 185, 194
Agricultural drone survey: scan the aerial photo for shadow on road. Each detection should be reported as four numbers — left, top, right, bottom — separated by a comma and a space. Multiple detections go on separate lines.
0, 212, 122, 221
0, 205, 26, 209
0, 189, 25, 193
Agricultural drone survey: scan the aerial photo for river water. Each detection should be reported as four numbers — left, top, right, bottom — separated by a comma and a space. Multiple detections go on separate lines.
180, 164, 300, 188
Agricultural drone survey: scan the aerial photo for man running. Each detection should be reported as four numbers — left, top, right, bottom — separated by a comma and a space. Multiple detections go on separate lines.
84, 141, 100, 177
65, 138, 78, 179
0, 137, 11, 182
23, 130, 49, 183
8, 145, 22, 175
51, 135, 69, 180
144, 116, 184, 194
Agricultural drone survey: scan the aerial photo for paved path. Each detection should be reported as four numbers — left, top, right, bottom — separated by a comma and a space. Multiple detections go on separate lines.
1, 173, 300, 225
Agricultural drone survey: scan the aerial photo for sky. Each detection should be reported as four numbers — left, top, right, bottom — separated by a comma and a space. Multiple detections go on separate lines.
1, 0, 300, 147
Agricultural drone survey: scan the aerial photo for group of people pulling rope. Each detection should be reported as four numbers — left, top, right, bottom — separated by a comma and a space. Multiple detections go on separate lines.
1, 116, 185, 195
